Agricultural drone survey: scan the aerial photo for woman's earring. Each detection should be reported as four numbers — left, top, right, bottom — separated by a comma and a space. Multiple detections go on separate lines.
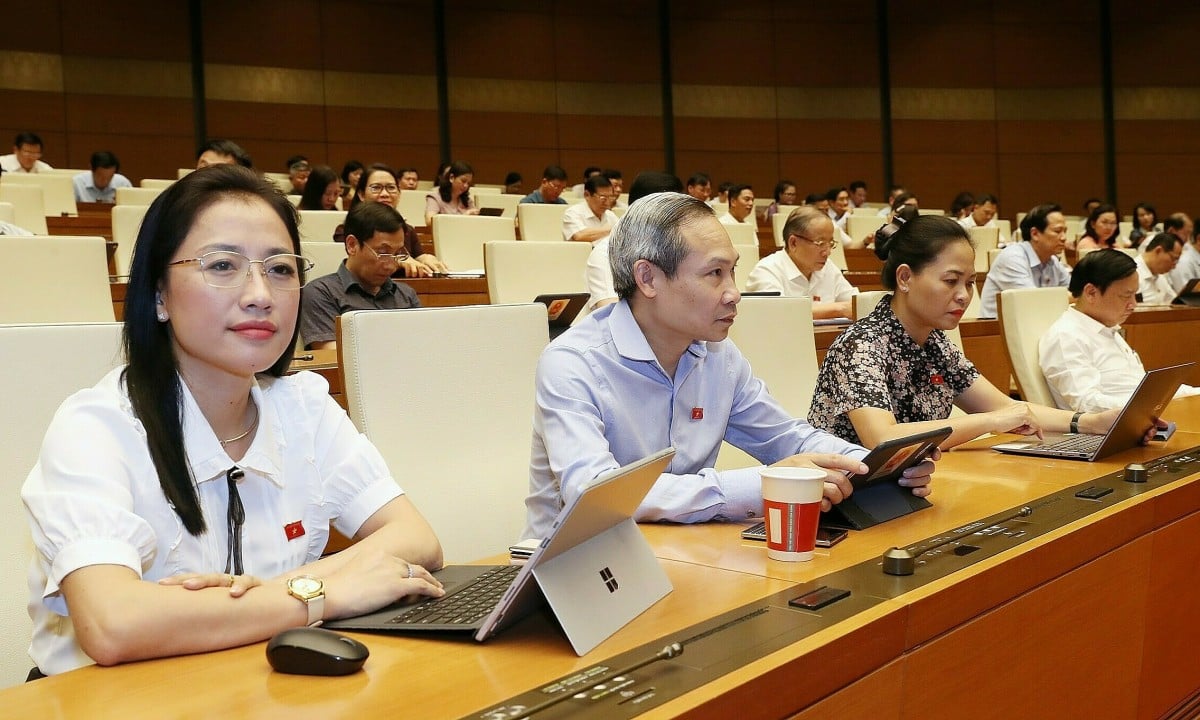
157, 312, 168, 322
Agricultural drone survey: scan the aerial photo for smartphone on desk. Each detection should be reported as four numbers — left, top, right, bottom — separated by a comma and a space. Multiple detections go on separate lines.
740, 523, 848, 547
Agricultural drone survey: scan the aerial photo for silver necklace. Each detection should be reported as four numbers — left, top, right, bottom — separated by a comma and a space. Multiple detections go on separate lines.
219, 402, 259, 447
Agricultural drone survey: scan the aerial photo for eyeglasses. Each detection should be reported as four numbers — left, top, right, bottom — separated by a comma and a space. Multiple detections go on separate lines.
367, 183, 399, 194
592, 194, 616, 203
361, 242, 410, 265
793, 235, 838, 250
167, 251, 313, 291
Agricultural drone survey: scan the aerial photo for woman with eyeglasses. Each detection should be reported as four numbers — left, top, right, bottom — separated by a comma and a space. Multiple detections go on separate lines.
21, 165, 444, 676
344, 163, 447, 276
807, 205, 1121, 451
424, 160, 478, 226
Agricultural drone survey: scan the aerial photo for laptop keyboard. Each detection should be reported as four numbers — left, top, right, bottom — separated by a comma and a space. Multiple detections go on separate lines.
386, 565, 520, 626
1039, 434, 1102, 454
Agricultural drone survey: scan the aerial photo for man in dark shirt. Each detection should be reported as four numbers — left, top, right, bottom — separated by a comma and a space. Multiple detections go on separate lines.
300, 202, 420, 349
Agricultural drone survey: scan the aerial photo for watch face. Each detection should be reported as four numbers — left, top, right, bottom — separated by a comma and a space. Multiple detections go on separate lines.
290, 576, 322, 597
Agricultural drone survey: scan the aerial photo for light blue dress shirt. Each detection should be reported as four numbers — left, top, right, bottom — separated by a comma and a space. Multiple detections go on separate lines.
72, 171, 132, 203
979, 241, 1071, 318
523, 300, 867, 539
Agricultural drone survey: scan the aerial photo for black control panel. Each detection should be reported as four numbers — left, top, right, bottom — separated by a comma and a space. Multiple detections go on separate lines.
465, 446, 1200, 719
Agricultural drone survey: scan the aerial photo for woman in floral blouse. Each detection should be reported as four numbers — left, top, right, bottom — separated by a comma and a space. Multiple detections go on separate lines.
808, 206, 1120, 450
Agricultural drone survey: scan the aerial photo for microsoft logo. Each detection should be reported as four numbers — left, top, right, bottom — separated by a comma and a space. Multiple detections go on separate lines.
599, 567, 618, 593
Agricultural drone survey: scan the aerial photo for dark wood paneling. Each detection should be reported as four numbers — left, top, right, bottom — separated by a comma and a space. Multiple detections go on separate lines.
201, 0, 323, 69
325, 143, 440, 179
673, 150, 779, 196
557, 116, 664, 152
449, 111, 559, 150
777, 153, 884, 199
60, 0, 190, 61
993, 23, 1100, 86
674, 118, 780, 154
64, 95, 193, 137
552, 3, 661, 84
777, 120, 882, 153
996, 154, 1107, 216
1115, 153, 1200, 216
206, 100, 329, 144
443, 8, 556, 80
318, 1, 437, 74
772, 22, 879, 87
891, 120, 996, 155
557, 150, 670, 183
891, 153, 999, 212
887, 19, 995, 87
66, 134, 194, 184
996, 120, 1104, 154
670, 15, 777, 85
324, 108, 439, 149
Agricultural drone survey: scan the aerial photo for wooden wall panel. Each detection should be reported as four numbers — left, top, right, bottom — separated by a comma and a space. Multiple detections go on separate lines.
997, 154, 1108, 216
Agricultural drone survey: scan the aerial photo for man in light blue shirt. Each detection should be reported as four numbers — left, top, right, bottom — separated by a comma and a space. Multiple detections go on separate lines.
72, 151, 132, 203
523, 192, 935, 539
979, 203, 1071, 318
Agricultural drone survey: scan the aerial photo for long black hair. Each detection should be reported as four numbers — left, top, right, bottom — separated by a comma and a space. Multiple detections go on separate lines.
874, 204, 972, 291
297, 164, 339, 211
436, 160, 474, 207
122, 164, 303, 535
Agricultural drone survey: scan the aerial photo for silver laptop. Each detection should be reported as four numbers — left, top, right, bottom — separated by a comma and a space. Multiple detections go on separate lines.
992, 363, 1192, 460
325, 448, 675, 655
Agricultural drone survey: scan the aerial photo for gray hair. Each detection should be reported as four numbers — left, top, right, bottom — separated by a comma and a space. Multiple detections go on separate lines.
781, 206, 832, 245
609, 192, 716, 299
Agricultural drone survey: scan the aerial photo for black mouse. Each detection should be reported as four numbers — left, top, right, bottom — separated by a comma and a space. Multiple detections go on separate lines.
266, 627, 369, 676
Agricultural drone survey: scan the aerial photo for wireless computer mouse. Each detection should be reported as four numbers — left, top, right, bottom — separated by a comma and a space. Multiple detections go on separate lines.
266, 627, 369, 676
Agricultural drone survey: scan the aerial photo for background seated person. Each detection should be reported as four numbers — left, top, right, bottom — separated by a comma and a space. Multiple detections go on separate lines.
340, 160, 364, 207
1040, 249, 1199, 413
719, 184, 755, 225
844, 192, 917, 249
345, 163, 446, 276
196, 138, 252, 169
764, 180, 796, 220
1074, 203, 1124, 251
301, 202, 422, 350
424, 160, 477, 225
520, 165, 568, 204
22, 165, 443, 676
808, 206, 1118, 451
503, 171, 523, 195
1164, 213, 1199, 294
746, 206, 858, 319
398, 167, 419, 191
686, 172, 711, 202
1135, 233, 1183, 305
286, 156, 310, 194
1, 131, 52, 173
524, 192, 935, 540
562, 174, 618, 242
958, 192, 998, 229
296, 165, 341, 211
978, 203, 1071, 318
1128, 201, 1159, 248
73, 151, 132, 203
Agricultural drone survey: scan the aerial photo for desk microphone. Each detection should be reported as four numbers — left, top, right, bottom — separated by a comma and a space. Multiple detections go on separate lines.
515, 643, 683, 719
882, 506, 1032, 576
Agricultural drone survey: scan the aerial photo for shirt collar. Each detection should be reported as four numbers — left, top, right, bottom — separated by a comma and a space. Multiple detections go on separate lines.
1065, 305, 1120, 336
180, 377, 285, 488
779, 250, 807, 282
609, 299, 707, 365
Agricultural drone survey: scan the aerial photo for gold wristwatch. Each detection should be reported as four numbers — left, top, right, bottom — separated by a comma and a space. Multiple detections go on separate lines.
287, 575, 325, 626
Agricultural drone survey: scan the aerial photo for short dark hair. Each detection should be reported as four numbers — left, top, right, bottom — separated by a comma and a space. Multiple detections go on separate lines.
874, 205, 972, 291
891, 192, 917, 211
601, 168, 622, 181
542, 165, 567, 182
774, 180, 796, 203
824, 186, 846, 203
584, 174, 613, 194
345, 199, 404, 242
351, 163, 398, 210
196, 138, 252, 168
504, 171, 522, 185
950, 191, 975, 217
804, 193, 825, 205
1082, 197, 1103, 211
90, 151, 119, 171
1163, 213, 1191, 234
13, 131, 42, 148
397, 166, 418, 176
628, 171, 682, 205
686, 172, 710, 188
1144, 232, 1179, 254
286, 155, 309, 172
727, 183, 752, 201
849, 180, 867, 193
974, 193, 998, 207
1019, 203, 1063, 242
581, 166, 601, 180
1068, 248, 1136, 296
717, 181, 734, 194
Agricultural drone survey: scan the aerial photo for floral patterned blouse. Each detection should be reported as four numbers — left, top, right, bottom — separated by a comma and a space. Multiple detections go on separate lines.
808, 295, 980, 445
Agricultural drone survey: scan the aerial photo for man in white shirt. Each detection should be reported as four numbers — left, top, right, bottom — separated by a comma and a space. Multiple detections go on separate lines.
1162, 213, 1199, 294
562, 175, 618, 242
0, 131, 52, 173
847, 180, 868, 209
825, 187, 850, 231
1135, 233, 1182, 305
978, 203, 1071, 318
719, 184, 754, 226
958, 192, 999, 230
72, 151, 133, 203
1040, 249, 1197, 412
685, 172, 711, 202
747, 206, 858, 319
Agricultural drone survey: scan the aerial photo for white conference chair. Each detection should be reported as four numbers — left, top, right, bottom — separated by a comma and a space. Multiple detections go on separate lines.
0, 321, 124, 689
0, 183, 48, 234
264, 173, 292, 194
476, 193, 521, 219
396, 190, 427, 227
297, 210, 347, 244
338, 304, 547, 562
997, 287, 1070, 406
299, 241, 347, 282
115, 187, 163, 206
771, 212, 789, 248
723, 223, 759, 292
111, 205, 150, 277
176, 168, 193, 179
969, 226, 1000, 273
0, 201, 13, 224
0, 237, 114, 322
517, 203, 569, 242
484, 240, 590, 305
854, 289, 965, 351
432, 215, 516, 271
0, 173, 76, 217
716, 296, 818, 471
140, 178, 175, 190
847, 214, 886, 245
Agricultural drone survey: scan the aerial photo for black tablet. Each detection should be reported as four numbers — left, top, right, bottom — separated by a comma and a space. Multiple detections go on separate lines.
822, 426, 950, 530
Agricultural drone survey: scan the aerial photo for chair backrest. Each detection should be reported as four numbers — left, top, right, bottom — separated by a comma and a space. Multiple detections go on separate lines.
997, 287, 1070, 406
0, 201, 13, 224
722, 220, 757, 249
0, 183, 48, 234
722, 223, 759, 292
0, 321, 124, 688
111, 204, 150, 277
997, 219, 1011, 243
0, 237, 114, 322
716, 296, 817, 471
471, 186, 502, 195
396, 190, 427, 227
854, 289, 964, 350
476, 193, 521, 219
516, 203, 569, 242
846, 214, 886, 245
115, 186, 163, 205
771, 212, 789, 248
968, 226, 1000, 273
0, 173, 76, 217
432, 215, 516, 270
339, 304, 547, 561
918, 208, 946, 216
299, 240, 348, 283
264, 172, 292, 194
484, 241, 590, 305
297, 210, 347, 244
140, 178, 175, 190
